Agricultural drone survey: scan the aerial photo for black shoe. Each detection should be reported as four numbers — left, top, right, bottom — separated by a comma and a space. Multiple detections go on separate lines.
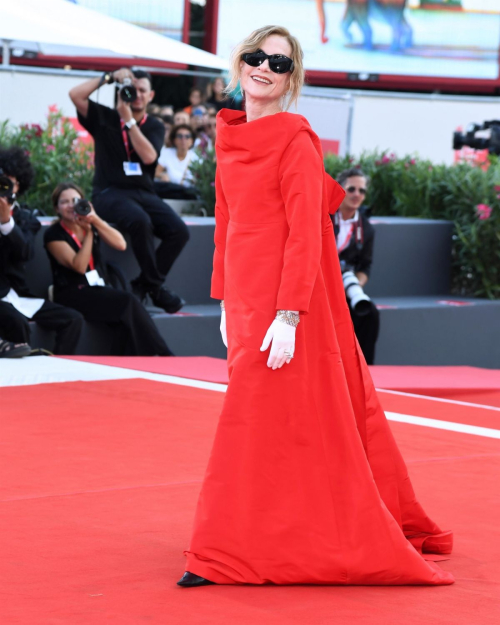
177, 572, 215, 587
150, 287, 185, 314
0, 339, 31, 359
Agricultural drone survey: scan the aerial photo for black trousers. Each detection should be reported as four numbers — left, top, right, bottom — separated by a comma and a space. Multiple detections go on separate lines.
93, 187, 190, 291
0, 300, 83, 354
55, 285, 172, 356
350, 300, 380, 365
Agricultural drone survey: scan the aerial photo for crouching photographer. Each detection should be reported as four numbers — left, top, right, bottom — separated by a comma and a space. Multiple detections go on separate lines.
0, 147, 83, 354
44, 182, 173, 356
332, 167, 379, 365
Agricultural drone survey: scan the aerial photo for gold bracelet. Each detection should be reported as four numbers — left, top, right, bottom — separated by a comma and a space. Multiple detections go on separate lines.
276, 310, 300, 327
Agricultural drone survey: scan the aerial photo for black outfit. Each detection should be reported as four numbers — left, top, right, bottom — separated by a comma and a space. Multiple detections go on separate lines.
77, 100, 189, 292
0, 204, 83, 354
332, 208, 380, 365
44, 222, 172, 356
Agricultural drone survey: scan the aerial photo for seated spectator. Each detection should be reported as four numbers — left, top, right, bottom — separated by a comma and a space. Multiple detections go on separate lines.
331, 167, 379, 365
160, 105, 174, 117
194, 114, 216, 153
161, 115, 174, 147
173, 110, 191, 126
205, 77, 238, 112
183, 87, 204, 115
155, 125, 200, 198
44, 182, 173, 356
0, 337, 31, 358
0, 147, 83, 355
147, 103, 161, 116
190, 106, 209, 133
205, 104, 218, 117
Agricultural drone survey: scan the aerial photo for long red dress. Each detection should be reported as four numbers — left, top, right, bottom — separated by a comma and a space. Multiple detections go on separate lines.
184, 108, 454, 585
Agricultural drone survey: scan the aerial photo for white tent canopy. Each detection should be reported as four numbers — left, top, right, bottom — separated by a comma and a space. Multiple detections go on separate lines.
1, 0, 229, 71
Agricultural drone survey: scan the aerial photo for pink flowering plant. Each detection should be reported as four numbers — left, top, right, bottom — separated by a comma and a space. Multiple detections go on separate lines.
0, 106, 94, 214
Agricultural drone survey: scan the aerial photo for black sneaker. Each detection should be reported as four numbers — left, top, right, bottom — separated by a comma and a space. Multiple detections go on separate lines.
0, 339, 32, 358
150, 287, 186, 314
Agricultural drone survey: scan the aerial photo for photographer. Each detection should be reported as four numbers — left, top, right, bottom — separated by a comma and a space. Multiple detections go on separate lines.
69, 68, 189, 313
331, 167, 379, 365
0, 147, 83, 354
44, 182, 173, 356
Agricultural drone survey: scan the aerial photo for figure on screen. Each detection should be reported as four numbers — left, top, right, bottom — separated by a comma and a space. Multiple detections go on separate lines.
342, 0, 413, 52
315, 0, 329, 44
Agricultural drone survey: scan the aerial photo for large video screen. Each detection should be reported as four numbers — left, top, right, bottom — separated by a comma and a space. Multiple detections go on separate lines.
70, 0, 186, 40
216, 0, 500, 84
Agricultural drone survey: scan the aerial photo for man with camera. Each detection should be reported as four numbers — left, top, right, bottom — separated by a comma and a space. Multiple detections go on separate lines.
331, 167, 379, 365
69, 68, 189, 313
0, 148, 83, 354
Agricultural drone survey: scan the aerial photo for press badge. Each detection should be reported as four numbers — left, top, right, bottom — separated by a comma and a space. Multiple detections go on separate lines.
123, 162, 143, 176
85, 270, 105, 287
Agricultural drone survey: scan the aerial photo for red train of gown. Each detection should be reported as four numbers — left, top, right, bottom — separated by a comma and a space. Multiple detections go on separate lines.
183, 108, 454, 585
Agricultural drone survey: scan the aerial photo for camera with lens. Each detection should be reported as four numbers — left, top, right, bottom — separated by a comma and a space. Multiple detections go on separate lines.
453, 120, 500, 155
119, 78, 137, 103
73, 198, 92, 216
0, 168, 15, 203
340, 261, 372, 317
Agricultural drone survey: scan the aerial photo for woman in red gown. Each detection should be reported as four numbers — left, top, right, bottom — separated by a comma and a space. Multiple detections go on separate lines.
178, 25, 454, 587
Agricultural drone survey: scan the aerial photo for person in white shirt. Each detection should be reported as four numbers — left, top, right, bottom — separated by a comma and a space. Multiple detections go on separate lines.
156, 124, 200, 187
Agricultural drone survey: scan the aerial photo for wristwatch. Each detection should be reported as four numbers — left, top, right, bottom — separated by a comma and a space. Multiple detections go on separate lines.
124, 118, 137, 130
102, 71, 114, 85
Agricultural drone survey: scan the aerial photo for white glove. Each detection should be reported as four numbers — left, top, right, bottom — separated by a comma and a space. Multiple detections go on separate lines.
260, 318, 296, 370
220, 310, 228, 348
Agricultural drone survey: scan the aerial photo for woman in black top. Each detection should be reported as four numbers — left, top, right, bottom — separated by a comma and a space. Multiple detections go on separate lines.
44, 182, 172, 356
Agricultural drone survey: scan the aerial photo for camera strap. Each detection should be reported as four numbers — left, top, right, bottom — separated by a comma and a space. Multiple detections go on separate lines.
60, 222, 95, 271
120, 115, 148, 161
334, 211, 364, 252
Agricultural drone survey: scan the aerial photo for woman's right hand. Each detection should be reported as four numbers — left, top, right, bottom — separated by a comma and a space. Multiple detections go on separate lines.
220, 310, 228, 348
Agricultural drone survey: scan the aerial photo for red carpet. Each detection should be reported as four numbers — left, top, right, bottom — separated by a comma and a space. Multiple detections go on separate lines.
59, 358, 500, 408
371, 366, 500, 408
59, 355, 230, 384
1, 378, 499, 624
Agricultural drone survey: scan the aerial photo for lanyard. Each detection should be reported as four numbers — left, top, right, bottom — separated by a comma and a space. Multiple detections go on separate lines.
121, 114, 148, 161
337, 223, 355, 253
334, 211, 364, 253
60, 222, 94, 271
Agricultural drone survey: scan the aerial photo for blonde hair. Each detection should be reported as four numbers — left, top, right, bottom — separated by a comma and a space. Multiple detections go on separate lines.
224, 25, 304, 112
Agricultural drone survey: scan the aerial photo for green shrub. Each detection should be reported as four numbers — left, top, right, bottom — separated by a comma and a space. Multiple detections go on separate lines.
0, 106, 93, 213
324, 151, 500, 299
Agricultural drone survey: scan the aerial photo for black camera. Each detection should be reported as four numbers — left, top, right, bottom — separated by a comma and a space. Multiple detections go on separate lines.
119, 78, 137, 103
0, 168, 15, 203
340, 261, 372, 317
73, 198, 91, 216
453, 121, 500, 155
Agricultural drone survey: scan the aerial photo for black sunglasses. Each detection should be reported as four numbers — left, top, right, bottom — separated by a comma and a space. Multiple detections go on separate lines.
242, 49, 294, 74
175, 133, 192, 140
346, 186, 367, 195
